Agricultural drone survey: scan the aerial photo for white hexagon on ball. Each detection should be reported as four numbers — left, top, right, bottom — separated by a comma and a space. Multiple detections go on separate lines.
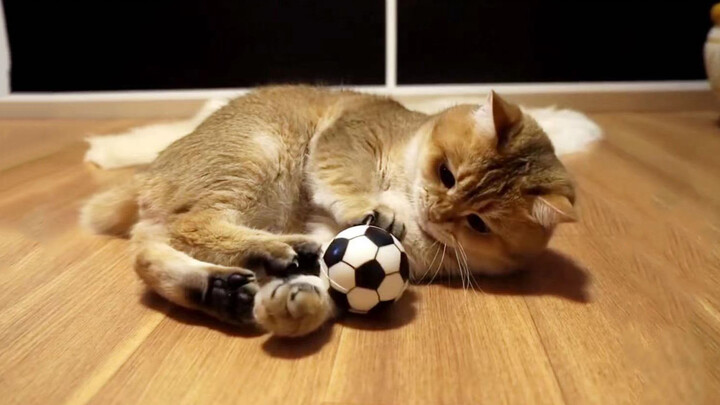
342, 236, 379, 268
377, 272, 404, 301
335, 225, 368, 240
328, 261, 355, 293
347, 287, 379, 313
375, 244, 401, 274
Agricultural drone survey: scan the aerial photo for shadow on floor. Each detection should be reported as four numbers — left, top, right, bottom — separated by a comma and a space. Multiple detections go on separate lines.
142, 289, 336, 358
437, 249, 592, 303
261, 324, 335, 359
261, 290, 418, 358
140, 290, 265, 337
138, 249, 588, 358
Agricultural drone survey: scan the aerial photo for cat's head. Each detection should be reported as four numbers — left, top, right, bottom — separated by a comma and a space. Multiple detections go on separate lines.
409, 91, 576, 274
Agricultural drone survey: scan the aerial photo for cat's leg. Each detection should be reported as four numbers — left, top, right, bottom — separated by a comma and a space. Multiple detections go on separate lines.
308, 128, 407, 240
134, 219, 335, 336
132, 220, 259, 324
167, 208, 323, 276
153, 209, 336, 336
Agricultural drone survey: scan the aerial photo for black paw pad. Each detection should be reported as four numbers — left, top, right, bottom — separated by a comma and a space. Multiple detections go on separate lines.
202, 272, 256, 324
291, 242, 322, 276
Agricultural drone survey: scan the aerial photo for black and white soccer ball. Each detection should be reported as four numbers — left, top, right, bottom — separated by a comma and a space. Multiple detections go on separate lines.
322, 225, 410, 314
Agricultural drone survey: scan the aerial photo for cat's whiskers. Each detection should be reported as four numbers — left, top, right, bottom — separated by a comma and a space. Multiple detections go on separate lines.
450, 236, 473, 314
455, 239, 473, 291
457, 241, 484, 294
453, 246, 466, 292
416, 240, 440, 283
426, 243, 446, 285
449, 235, 467, 294
453, 249, 465, 290
453, 238, 469, 289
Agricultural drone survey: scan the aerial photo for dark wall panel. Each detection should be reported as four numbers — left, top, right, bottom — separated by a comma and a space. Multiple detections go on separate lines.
398, 0, 714, 84
4, 0, 385, 91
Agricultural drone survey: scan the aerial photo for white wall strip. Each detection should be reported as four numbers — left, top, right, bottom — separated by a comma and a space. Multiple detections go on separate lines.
385, 0, 397, 89
1, 80, 709, 102
387, 81, 711, 95
0, 3, 10, 96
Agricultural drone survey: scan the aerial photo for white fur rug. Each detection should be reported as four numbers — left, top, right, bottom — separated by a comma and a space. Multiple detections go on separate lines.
85, 97, 602, 169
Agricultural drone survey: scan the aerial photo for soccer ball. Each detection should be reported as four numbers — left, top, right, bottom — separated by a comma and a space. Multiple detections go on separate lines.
321, 225, 410, 314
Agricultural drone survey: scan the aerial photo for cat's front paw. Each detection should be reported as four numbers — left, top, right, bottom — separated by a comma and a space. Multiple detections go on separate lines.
355, 205, 406, 241
253, 237, 322, 277
253, 275, 333, 337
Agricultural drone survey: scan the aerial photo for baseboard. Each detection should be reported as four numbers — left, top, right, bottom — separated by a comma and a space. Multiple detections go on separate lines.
0, 81, 715, 119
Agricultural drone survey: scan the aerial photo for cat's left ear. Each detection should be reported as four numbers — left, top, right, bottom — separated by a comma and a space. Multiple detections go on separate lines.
474, 90, 523, 145
532, 194, 578, 228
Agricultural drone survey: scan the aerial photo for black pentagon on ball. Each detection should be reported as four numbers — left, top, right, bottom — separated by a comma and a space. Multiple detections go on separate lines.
364, 226, 395, 247
328, 287, 350, 311
399, 252, 410, 281
323, 238, 349, 267
354, 259, 386, 290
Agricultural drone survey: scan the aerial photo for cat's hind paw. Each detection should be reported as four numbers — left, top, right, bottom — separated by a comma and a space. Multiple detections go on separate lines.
253, 275, 333, 337
188, 269, 259, 325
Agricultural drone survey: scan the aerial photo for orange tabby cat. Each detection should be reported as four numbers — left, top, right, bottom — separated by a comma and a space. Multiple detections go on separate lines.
82, 85, 576, 337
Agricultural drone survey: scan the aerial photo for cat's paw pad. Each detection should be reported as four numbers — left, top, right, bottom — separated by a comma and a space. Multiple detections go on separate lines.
196, 269, 259, 324
254, 275, 332, 337
357, 205, 406, 241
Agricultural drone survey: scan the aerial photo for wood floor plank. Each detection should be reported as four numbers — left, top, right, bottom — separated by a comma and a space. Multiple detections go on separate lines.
88, 307, 342, 405
591, 112, 720, 212
526, 235, 709, 405
0, 231, 168, 405
324, 287, 566, 405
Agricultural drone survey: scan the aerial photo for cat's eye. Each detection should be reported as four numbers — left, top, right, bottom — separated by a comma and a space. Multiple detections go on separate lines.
438, 163, 455, 188
467, 214, 490, 233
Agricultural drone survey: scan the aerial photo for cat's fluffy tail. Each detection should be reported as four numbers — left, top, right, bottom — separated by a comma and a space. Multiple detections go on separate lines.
83, 96, 602, 169
84, 98, 230, 169
523, 106, 603, 156
80, 181, 139, 236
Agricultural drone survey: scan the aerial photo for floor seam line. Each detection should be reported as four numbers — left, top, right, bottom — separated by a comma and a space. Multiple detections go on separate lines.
523, 298, 570, 405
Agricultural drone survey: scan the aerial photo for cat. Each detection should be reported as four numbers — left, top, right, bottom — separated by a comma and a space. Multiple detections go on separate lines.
81, 85, 576, 337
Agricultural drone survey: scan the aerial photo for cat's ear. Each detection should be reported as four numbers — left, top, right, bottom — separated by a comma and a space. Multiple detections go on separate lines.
532, 194, 577, 228
474, 90, 523, 145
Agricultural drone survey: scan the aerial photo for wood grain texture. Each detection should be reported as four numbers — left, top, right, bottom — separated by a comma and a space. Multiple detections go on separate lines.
0, 112, 718, 404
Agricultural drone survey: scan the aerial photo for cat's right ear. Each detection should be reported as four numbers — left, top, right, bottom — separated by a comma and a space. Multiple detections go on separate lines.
532, 194, 577, 228
474, 90, 523, 146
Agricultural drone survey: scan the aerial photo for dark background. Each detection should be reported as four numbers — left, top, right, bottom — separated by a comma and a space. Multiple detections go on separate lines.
2, 0, 714, 92
398, 0, 714, 84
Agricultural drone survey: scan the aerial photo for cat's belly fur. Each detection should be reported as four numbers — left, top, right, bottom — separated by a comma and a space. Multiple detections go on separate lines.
136, 87, 345, 231
138, 122, 316, 234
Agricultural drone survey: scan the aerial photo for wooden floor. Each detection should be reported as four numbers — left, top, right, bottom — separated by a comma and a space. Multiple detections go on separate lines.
1, 111, 719, 405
